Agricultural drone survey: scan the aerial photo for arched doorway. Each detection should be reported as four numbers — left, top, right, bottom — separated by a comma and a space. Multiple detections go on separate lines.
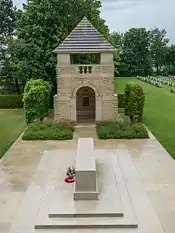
76, 86, 96, 122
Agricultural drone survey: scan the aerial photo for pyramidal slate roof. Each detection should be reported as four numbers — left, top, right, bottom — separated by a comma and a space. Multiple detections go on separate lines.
53, 17, 115, 53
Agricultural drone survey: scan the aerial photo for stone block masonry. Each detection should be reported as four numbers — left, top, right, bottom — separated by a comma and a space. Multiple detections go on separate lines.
73, 138, 98, 200
53, 17, 118, 122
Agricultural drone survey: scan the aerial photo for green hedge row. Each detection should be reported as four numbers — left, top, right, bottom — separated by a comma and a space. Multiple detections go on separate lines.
22, 122, 74, 140
0, 95, 23, 108
0, 93, 124, 109
96, 121, 149, 139
118, 94, 125, 108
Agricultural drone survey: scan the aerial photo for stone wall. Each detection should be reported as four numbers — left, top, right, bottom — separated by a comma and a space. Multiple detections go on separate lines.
54, 53, 118, 122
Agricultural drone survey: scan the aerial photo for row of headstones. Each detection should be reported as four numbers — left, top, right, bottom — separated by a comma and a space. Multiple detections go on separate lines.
137, 76, 175, 88
159, 76, 175, 86
137, 76, 162, 88
137, 75, 175, 93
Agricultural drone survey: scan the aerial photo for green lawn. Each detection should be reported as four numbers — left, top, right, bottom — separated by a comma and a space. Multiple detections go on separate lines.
0, 109, 26, 158
115, 77, 175, 159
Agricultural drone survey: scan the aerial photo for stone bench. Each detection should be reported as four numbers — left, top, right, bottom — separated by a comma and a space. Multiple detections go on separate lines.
73, 138, 98, 200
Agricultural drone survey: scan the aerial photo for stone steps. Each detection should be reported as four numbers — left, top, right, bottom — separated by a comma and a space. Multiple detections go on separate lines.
35, 216, 138, 229
34, 149, 138, 230
35, 230, 137, 233
48, 159, 124, 218
9, 147, 166, 233
49, 213, 123, 218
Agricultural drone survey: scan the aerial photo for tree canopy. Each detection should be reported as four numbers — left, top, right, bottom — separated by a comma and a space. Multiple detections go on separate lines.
0, 0, 18, 93
8, 0, 109, 93
1, 0, 175, 94
150, 28, 169, 74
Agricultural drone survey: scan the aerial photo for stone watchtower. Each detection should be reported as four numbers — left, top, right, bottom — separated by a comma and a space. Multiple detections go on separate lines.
53, 17, 118, 123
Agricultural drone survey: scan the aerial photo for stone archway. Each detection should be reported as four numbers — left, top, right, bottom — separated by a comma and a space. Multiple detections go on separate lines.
76, 86, 96, 122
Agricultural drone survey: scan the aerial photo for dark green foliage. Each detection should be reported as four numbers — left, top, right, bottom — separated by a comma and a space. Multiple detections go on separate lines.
111, 28, 170, 77
22, 122, 74, 140
0, 94, 23, 108
23, 79, 51, 123
0, 0, 16, 60
124, 82, 133, 116
118, 94, 125, 108
8, 0, 109, 92
0, 0, 20, 93
122, 28, 152, 76
150, 28, 169, 75
0, 57, 22, 94
96, 121, 148, 139
165, 45, 175, 75
128, 84, 145, 122
117, 63, 130, 77
108, 32, 122, 75
124, 83, 145, 123
70, 53, 101, 64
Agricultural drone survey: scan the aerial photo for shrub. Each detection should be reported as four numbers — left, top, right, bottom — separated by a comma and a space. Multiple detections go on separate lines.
124, 82, 133, 116
124, 83, 145, 123
22, 122, 74, 140
0, 95, 23, 108
23, 79, 52, 123
129, 84, 145, 122
118, 94, 125, 108
96, 121, 148, 139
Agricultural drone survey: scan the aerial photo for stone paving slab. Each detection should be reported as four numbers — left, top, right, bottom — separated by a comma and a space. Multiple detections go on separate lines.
8, 146, 166, 232
49, 150, 123, 217
35, 218, 138, 229
35, 230, 139, 233
35, 149, 137, 230
9, 150, 76, 233
1, 127, 175, 233
35, 148, 165, 232
114, 149, 165, 233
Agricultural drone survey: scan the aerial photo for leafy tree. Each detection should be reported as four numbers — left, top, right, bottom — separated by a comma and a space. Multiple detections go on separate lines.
122, 28, 152, 76
11, 0, 109, 93
109, 32, 123, 76
165, 45, 175, 75
23, 79, 51, 123
150, 28, 169, 75
0, 0, 19, 93
0, 0, 16, 61
109, 32, 123, 50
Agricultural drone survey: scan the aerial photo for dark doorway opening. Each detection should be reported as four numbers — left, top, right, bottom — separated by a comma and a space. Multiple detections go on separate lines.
76, 86, 95, 123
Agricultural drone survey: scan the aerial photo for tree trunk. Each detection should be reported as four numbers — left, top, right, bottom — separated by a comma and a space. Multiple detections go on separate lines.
15, 77, 20, 94
156, 63, 159, 75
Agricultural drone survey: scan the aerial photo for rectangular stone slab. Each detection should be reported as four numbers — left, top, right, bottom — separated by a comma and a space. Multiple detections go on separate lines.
74, 138, 98, 200
49, 151, 123, 218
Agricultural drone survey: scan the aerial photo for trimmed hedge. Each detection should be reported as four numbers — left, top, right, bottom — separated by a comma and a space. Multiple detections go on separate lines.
96, 121, 149, 139
124, 82, 145, 122
124, 82, 133, 117
23, 79, 52, 123
0, 95, 23, 108
118, 94, 125, 108
22, 122, 74, 140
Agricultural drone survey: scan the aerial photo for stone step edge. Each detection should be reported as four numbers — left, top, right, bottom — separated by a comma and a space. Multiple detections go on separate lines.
49, 212, 124, 218
35, 222, 138, 230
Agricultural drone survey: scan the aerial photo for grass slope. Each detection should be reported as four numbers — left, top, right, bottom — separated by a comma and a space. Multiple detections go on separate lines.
115, 77, 175, 159
0, 109, 26, 158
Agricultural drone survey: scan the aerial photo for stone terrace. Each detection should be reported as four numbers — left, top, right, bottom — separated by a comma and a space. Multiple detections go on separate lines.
0, 128, 175, 233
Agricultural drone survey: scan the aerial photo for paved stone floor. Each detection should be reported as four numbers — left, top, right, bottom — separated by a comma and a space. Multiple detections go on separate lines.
0, 127, 175, 232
